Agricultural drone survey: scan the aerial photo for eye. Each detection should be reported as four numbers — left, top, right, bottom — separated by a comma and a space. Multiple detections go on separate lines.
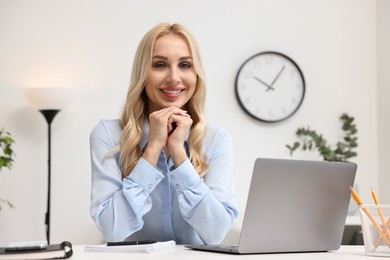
152, 61, 167, 69
179, 62, 192, 69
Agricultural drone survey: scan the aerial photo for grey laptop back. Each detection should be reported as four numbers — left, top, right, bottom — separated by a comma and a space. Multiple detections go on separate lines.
187, 158, 357, 254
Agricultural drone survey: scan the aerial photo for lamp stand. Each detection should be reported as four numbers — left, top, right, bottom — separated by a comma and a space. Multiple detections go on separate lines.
39, 109, 60, 244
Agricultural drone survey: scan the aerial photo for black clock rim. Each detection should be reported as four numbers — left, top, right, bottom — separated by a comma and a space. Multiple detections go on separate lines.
234, 51, 306, 123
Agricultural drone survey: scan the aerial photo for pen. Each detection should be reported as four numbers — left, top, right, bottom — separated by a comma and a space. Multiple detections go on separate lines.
107, 240, 157, 246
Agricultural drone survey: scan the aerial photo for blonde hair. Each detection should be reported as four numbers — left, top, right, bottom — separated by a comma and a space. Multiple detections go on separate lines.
119, 23, 208, 177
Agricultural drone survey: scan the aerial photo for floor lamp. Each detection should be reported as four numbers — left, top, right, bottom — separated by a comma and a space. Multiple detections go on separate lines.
23, 87, 76, 243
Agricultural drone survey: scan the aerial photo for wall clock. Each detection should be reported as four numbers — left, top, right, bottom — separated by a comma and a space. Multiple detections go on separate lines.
235, 51, 305, 123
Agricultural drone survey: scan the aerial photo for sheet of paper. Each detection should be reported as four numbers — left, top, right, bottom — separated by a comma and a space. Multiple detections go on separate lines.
84, 240, 176, 254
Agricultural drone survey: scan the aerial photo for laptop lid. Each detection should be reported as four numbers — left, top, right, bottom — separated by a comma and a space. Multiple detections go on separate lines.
237, 158, 357, 254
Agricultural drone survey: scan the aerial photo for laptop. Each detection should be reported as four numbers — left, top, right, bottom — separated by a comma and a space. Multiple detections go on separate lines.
186, 157, 357, 254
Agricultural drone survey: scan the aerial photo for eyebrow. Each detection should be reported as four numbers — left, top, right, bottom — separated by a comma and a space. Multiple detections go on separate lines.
152, 55, 193, 61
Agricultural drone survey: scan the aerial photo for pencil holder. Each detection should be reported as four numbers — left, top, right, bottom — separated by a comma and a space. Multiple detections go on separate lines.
359, 204, 390, 257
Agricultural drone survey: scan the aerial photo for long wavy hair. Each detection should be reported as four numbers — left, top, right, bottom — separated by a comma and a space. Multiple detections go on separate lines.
119, 23, 208, 178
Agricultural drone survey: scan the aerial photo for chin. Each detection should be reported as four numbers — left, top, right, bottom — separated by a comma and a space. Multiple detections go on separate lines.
162, 102, 186, 109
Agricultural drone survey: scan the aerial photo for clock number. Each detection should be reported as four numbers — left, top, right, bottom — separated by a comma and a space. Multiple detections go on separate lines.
281, 106, 287, 115
240, 82, 247, 91
289, 69, 297, 78
268, 110, 274, 118
265, 55, 273, 65
252, 60, 261, 69
243, 70, 254, 79
291, 97, 297, 104
256, 106, 261, 116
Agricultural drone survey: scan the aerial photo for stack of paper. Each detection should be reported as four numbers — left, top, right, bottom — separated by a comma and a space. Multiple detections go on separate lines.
84, 240, 176, 254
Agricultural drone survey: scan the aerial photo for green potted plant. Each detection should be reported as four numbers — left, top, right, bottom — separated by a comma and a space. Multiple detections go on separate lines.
286, 113, 359, 216
286, 113, 358, 162
0, 128, 15, 210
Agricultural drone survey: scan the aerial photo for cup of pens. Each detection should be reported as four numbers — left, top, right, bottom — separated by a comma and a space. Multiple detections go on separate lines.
359, 204, 390, 256
350, 187, 390, 256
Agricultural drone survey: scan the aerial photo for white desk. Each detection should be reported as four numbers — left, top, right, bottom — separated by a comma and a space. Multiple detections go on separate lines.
346, 215, 361, 226
71, 245, 388, 259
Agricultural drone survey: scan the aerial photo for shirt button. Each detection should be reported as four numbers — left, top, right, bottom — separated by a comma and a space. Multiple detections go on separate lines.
148, 184, 152, 189
155, 176, 160, 181
175, 184, 181, 190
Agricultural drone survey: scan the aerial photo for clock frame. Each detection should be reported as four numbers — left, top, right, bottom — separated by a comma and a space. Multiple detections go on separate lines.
235, 51, 305, 123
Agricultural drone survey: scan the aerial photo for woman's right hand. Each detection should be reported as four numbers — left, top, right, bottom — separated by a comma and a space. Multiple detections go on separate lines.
142, 106, 189, 166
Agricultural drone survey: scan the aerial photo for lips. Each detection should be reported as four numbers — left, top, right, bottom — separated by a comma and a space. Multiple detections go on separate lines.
160, 88, 185, 98
162, 89, 183, 94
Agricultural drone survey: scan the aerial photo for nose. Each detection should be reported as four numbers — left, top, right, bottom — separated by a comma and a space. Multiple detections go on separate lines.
166, 67, 180, 85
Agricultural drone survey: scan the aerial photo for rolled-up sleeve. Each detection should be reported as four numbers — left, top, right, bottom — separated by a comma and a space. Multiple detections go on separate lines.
90, 121, 164, 241
168, 127, 238, 245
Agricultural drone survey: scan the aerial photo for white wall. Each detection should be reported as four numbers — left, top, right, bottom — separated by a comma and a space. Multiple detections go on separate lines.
378, 0, 390, 204
0, 0, 380, 245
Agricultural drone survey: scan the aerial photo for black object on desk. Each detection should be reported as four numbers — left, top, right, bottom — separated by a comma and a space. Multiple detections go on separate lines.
107, 240, 157, 246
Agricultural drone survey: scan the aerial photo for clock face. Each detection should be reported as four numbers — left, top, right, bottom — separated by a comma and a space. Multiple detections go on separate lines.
235, 51, 305, 122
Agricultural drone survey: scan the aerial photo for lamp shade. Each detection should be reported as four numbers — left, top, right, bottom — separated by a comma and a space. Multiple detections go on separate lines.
23, 87, 77, 110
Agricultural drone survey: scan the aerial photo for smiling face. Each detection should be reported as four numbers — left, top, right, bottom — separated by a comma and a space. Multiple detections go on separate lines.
145, 34, 197, 113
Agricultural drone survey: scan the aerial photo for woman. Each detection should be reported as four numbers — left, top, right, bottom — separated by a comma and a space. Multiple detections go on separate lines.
90, 23, 238, 245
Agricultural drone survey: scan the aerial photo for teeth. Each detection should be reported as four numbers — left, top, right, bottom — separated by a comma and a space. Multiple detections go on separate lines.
162, 90, 181, 94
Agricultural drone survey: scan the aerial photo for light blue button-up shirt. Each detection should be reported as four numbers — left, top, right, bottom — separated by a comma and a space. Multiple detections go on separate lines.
90, 119, 238, 245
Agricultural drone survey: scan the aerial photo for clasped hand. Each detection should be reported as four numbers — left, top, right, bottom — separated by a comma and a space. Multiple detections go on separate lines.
144, 106, 192, 167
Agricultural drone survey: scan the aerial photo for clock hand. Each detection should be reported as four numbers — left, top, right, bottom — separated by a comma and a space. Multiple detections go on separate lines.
270, 65, 286, 87
253, 76, 274, 91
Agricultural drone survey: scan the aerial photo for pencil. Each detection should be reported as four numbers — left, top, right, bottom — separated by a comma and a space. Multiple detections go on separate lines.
350, 186, 363, 205
349, 187, 390, 247
371, 188, 386, 225
375, 217, 390, 248
371, 188, 390, 247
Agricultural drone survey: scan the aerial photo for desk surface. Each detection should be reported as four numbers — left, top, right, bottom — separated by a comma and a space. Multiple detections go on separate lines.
72, 245, 388, 260
346, 215, 361, 225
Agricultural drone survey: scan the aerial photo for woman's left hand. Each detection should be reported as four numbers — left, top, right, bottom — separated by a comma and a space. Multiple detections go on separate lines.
167, 108, 193, 167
